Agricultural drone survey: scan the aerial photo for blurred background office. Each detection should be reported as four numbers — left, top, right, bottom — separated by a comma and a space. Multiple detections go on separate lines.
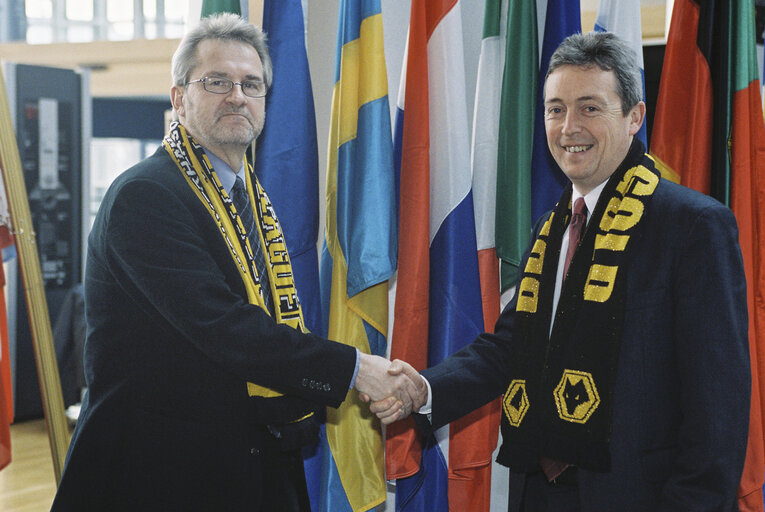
0, 1, 761, 511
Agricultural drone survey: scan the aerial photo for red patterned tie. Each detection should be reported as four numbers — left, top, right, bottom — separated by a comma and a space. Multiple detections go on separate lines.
540, 197, 587, 482
563, 197, 587, 281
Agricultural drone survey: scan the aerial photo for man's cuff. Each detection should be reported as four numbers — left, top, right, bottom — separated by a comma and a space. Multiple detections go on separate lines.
416, 376, 433, 414
350, 349, 360, 390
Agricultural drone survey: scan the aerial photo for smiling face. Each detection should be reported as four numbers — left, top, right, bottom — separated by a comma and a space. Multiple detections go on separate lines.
543, 65, 645, 195
170, 38, 266, 160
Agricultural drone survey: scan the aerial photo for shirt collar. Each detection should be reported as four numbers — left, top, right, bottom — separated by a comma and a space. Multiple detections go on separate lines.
572, 180, 608, 223
202, 148, 246, 193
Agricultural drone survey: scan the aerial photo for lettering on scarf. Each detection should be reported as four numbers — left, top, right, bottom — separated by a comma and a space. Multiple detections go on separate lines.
517, 212, 555, 314
584, 166, 659, 303
254, 187, 302, 322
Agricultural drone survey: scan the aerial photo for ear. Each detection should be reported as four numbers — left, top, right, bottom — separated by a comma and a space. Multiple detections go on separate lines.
628, 101, 646, 136
170, 85, 185, 118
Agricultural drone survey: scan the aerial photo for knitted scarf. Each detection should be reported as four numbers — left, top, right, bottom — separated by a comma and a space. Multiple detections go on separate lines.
497, 140, 659, 472
163, 122, 318, 445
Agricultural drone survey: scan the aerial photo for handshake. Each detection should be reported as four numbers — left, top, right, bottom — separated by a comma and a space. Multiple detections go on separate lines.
354, 353, 428, 425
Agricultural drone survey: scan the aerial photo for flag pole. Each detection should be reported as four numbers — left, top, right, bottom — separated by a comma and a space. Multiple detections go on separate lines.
248, 0, 264, 165
0, 68, 69, 483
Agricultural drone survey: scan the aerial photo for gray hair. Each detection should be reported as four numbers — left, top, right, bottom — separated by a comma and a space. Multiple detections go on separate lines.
171, 12, 272, 90
546, 31, 642, 115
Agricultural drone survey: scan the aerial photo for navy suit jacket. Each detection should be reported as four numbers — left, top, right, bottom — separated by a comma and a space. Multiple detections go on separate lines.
421, 177, 750, 511
52, 148, 357, 511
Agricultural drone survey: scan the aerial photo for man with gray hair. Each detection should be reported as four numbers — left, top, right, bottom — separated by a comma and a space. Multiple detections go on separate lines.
374, 31, 750, 511
51, 13, 423, 511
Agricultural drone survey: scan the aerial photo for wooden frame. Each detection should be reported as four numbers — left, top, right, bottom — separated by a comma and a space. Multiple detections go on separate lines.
0, 67, 69, 483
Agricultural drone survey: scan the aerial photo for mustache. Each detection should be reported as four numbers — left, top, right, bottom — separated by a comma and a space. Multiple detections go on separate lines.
218, 109, 254, 123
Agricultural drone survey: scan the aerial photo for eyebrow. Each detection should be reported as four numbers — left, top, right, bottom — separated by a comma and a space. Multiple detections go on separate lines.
576, 95, 608, 103
544, 94, 609, 106
204, 71, 264, 81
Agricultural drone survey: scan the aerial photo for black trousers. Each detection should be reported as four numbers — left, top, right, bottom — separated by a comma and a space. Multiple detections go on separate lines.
509, 468, 580, 512
257, 447, 311, 512
251, 432, 311, 512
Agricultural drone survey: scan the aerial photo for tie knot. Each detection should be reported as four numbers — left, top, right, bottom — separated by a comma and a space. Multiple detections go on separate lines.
573, 197, 587, 218
230, 176, 248, 210
232, 175, 245, 195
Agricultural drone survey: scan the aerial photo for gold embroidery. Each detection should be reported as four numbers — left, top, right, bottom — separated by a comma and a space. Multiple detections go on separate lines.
630, 167, 660, 196
503, 379, 530, 427
553, 370, 600, 424
584, 264, 619, 303
539, 211, 554, 236
516, 212, 556, 314
526, 239, 547, 275
586, 165, 658, 303
517, 277, 541, 313
609, 197, 644, 232
594, 232, 629, 252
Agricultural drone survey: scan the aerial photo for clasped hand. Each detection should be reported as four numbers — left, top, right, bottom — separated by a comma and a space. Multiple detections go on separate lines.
355, 354, 427, 424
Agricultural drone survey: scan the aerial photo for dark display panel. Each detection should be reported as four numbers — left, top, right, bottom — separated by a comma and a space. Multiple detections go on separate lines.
8, 64, 83, 419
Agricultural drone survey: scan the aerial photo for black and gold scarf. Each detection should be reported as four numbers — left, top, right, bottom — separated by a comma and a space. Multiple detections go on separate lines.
163, 122, 318, 444
497, 140, 660, 472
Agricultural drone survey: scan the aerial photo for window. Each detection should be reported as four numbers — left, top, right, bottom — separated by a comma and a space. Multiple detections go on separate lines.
89, 138, 160, 229
25, 0, 185, 44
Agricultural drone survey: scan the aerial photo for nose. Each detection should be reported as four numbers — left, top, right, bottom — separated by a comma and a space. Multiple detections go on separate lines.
225, 82, 248, 103
561, 110, 581, 135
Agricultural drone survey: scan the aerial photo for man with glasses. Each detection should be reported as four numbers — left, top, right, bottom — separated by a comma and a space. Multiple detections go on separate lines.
51, 13, 424, 512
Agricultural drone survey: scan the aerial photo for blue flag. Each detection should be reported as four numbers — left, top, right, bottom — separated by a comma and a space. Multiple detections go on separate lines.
255, 0, 322, 333
530, 0, 581, 222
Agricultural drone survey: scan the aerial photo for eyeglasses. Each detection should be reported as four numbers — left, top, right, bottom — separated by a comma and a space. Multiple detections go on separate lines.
186, 76, 267, 98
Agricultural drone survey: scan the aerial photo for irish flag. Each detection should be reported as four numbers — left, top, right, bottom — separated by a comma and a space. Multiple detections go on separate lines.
495, 0, 580, 291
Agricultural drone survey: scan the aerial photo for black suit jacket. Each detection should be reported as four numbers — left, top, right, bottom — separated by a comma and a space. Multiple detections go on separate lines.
51, 148, 357, 511
421, 177, 750, 511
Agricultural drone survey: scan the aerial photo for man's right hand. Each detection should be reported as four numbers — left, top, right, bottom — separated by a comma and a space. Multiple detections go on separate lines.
354, 354, 426, 423
367, 359, 428, 425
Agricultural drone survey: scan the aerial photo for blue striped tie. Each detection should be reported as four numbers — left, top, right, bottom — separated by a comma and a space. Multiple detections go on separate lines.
230, 176, 273, 314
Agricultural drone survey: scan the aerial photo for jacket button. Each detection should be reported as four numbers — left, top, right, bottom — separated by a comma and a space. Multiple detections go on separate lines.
250, 447, 261, 456
302, 378, 309, 387
323, 383, 331, 392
